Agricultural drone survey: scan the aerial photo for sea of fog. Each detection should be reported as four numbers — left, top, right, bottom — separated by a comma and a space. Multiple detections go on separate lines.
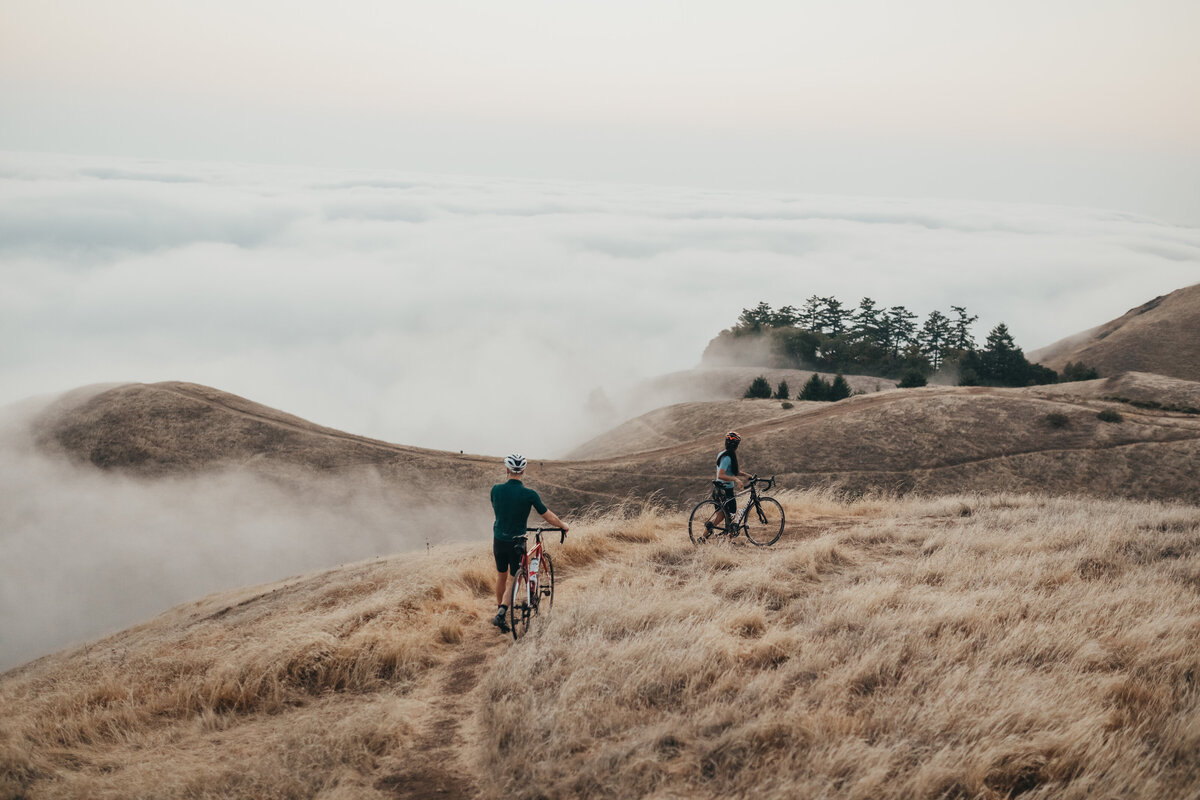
3, 151, 1198, 457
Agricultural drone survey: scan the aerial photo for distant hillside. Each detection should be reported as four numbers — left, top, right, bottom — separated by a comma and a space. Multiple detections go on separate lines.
1030, 283, 1200, 382
34, 381, 510, 506
558, 372, 1200, 505
609, 366, 895, 422
33, 375, 1200, 509
568, 399, 809, 460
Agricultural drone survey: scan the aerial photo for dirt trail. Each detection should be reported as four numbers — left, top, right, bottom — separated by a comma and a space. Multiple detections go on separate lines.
370, 512, 856, 799
375, 628, 506, 798
375, 572, 575, 799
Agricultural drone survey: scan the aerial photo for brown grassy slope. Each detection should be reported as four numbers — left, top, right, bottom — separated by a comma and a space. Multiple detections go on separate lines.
566, 398, 815, 460
551, 375, 1200, 505
1029, 283, 1200, 382
35, 377, 1200, 510
1033, 370, 1200, 414
3, 492, 1198, 799
34, 381, 508, 507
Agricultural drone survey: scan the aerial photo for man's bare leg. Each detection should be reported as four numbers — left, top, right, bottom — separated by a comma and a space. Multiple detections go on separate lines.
494, 570, 510, 608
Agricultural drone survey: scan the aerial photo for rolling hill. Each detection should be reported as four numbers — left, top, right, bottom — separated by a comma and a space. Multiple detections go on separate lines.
555, 373, 1200, 506
1030, 282, 1200, 382
33, 374, 1200, 511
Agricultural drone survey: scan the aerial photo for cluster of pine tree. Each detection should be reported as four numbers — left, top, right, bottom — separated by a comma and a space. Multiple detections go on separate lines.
717, 296, 1094, 388
743, 373, 850, 402
711, 296, 977, 378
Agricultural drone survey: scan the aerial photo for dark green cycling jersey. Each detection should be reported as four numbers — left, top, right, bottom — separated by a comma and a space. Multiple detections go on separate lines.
491, 479, 548, 541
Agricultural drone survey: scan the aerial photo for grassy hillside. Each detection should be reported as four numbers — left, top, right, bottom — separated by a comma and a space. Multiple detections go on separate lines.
33, 375, 1200, 512
566, 398, 811, 460
1030, 283, 1200, 383
555, 373, 1200, 506
3, 491, 1198, 799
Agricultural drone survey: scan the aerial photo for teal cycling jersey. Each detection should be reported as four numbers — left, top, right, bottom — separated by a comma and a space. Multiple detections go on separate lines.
491, 479, 548, 540
715, 455, 734, 489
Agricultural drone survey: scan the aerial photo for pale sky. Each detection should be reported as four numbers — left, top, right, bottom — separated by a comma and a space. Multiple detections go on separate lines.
2, 0, 1198, 222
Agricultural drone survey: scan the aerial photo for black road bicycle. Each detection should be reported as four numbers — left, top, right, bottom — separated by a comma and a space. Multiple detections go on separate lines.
509, 526, 565, 639
688, 475, 785, 546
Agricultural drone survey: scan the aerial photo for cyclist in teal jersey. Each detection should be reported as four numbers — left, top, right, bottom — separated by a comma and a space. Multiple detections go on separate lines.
708, 431, 752, 535
490, 453, 569, 632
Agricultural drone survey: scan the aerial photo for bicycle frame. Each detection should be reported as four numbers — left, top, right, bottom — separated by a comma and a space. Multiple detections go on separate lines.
519, 532, 546, 603
716, 476, 776, 532
513, 526, 565, 623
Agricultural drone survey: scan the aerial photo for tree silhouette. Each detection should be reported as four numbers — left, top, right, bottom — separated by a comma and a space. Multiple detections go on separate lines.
950, 305, 978, 351
829, 374, 852, 400
799, 374, 829, 401
919, 309, 952, 369
744, 376, 773, 398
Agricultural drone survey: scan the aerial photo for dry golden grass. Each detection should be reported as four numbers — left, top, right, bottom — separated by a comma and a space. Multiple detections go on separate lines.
1030, 282, 1200, 383
3, 490, 1199, 799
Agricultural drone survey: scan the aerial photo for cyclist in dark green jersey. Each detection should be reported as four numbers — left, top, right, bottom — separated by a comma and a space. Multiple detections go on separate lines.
490, 453, 569, 632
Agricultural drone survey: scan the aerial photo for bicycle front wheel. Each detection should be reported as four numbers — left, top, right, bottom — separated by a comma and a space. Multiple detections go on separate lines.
509, 571, 532, 639
688, 499, 721, 545
539, 552, 554, 614
744, 497, 785, 546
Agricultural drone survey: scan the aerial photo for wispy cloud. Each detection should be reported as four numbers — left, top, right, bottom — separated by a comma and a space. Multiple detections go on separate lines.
2, 152, 1197, 457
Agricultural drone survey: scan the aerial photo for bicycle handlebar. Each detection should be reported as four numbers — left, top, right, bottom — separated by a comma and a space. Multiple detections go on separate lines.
750, 475, 776, 491
526, 526, 568, 544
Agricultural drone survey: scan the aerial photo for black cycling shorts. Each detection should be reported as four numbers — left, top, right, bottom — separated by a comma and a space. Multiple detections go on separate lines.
713, 484, 736, 516
493, 537, 526, 576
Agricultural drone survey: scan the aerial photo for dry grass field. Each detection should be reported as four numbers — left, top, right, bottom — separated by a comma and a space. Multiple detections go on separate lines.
1030, 283, 1200, 383
3, 490, 1199, 799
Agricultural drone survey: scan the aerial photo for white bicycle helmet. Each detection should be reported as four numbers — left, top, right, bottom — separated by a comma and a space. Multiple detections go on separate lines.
504, 453, 527, 473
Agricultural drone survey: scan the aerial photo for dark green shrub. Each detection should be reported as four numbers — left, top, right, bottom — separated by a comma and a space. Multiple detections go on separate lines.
744, 376, 772, 399
774, 380, 790, 400
1062, 361, 1100, 382
1044, 412, 1070, 429
799, 374, 830, 401
898, 369, 927, 388
829, 374, 852, 401
1097, 408, 1123, 423
781, 401, 794, 410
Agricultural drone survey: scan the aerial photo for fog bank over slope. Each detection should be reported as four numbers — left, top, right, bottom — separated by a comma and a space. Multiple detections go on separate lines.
0, 393, 486, 672
3, 153, 1198, 456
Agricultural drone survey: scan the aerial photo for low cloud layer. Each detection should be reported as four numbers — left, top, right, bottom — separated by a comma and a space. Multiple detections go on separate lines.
2, 152, 1198, 457
0, 398, 488, 672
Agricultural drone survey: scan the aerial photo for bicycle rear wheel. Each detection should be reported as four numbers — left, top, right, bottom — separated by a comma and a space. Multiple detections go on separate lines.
509, 570, 532, 639
744, 497, 785, 546
688, 499, 722, 545
539, 552, 554, 614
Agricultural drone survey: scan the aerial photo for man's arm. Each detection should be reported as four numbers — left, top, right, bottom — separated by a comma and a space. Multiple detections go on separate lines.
540, 509, 569, 534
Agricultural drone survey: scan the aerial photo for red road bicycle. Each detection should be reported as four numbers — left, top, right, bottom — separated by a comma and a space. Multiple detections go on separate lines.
509, 526, 566, 639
